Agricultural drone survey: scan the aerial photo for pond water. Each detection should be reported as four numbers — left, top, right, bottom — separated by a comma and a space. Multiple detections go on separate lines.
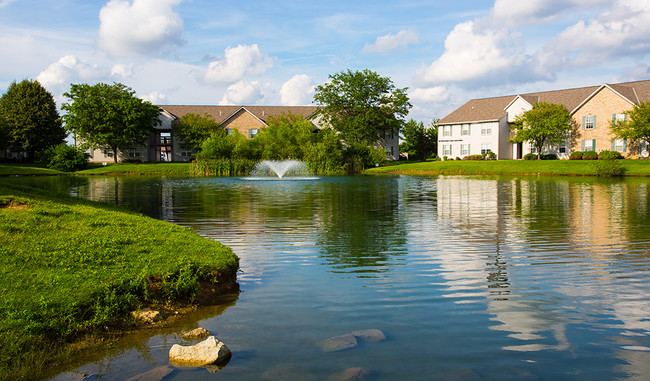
12, 175, 650, 380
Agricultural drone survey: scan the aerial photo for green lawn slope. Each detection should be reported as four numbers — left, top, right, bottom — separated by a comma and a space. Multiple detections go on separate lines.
0, 180, 238, 380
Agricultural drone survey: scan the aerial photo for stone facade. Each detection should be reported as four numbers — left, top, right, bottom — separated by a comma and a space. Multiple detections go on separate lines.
222, 108, 265, 138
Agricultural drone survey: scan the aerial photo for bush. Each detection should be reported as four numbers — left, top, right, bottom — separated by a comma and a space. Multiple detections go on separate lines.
523, 153, 537, 160
598, 150, 623, 160
591, 159, 626, 177
569, 151, 583, 160
443, 156, 448, 161
463, 154, 484, 161
455, 157, 461, 161
487, 151, 497, 160
540, 154, 558, 160
582, 150, 598, 160
41, 144, 88, 172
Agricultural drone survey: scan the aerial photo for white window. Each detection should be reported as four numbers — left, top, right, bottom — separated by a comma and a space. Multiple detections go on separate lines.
128, 148, 141, 158
461, 144, 470, 155
104, 149, 114, 158
443, 144, 452, 156
583, 115, 596, 130
481, 143, 492, 155
612, 113, 627, 124
226, 128, 233, 135
613, 139, 626, 152
530, 146, 538, 154
181, 150, 193, 157
160, 132, 172, 144
385, 130, 394, 140
249, 128, 259, 138
558, 142, 567, 154
583, 139, 595, 151
461, 124, 470, 136
442, 126, 452, 137
481, 124, 491, 135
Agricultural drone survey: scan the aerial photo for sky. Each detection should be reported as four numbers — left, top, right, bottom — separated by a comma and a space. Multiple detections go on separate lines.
1, 0, 650, 123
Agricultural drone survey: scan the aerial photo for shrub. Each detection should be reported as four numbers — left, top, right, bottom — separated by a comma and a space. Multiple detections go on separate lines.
523, 153, 537, 160
569, 151, 583, 160
540, 154, 558, 160
40, 144, 88, 172
598, 150, 623, 160
455, 157, 461, 161
582, 150, 598, 160
487, 151, 497, 160
463, 154, 484, 161
443, 156, 448, 161
591, 159, 626, 177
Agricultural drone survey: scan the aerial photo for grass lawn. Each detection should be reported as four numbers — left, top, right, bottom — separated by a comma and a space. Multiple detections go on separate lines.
0, 180, 238, 380
0, 163, 64, 176
367, 159, 650, 177
76, 162, 191, 176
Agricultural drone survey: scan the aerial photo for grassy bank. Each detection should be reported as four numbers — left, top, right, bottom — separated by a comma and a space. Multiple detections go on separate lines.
0, 163, 64, 176
366, 159, 650, 177
76, 162, 191, 176
0, 181, 238, 380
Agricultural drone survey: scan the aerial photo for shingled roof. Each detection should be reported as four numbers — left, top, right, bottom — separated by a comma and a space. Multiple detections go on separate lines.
159, 105, 319, 125
438, 79, 650, 125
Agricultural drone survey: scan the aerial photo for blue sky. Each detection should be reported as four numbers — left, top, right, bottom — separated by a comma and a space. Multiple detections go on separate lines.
1, 0, 649, 122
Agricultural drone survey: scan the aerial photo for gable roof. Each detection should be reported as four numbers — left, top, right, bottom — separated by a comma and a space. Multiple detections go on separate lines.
158, 105, 319, 125
439, 79, 650, 125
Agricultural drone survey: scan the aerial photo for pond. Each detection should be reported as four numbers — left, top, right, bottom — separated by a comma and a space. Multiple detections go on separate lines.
12, 174, 650, 380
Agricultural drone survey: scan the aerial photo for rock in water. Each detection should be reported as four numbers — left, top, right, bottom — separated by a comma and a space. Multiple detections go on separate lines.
181, 327, 210, 340
125, 365, 173, 381
351, 329, 386, 343
317, 334, 358, 352
131, 308, 161, 324
169, 336, 231, 367
329, 367, 370, 381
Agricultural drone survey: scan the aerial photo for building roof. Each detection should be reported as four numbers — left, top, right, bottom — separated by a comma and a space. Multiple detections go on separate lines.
158, 105, 319, 125
438, 79, 650, 125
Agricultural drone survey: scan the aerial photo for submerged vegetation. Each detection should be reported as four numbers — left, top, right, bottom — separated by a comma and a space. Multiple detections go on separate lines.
0, 181, 238, 380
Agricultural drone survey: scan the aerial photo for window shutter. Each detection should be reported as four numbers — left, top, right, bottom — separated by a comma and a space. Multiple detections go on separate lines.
612, 114, 616, 123
592, 139, 596, 151
581, 140, 585, 151
582, 116, 586, 130
623, 139, 627, 153
593, 116, 597, 129
611, 140, 615, 151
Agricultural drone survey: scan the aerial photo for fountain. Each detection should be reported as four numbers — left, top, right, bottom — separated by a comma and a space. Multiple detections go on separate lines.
247, 160, 317, 180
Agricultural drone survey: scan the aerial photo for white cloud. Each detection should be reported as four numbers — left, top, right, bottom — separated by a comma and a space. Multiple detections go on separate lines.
204, 44, 274, 83
36, 55, 107, 90
548, 1, 650, 65
140, 91, 167, 104
0, 0, 18, 8
111, 63, 133, 78
219, 80, 264, 105
409, 86, 449, 104
97, 0, 184, 56
361, 29, 419, 54
280, 74, 315, 105
490, 0, 610, 27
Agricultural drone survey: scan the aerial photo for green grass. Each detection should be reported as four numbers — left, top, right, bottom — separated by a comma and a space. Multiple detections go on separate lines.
366, 159, 650, 177
0, 163, 64, 176
0, 180, 238, 380
76, 162, 191, 176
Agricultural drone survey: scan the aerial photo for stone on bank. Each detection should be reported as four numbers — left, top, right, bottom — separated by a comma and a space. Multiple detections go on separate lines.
169, 336, 231, 367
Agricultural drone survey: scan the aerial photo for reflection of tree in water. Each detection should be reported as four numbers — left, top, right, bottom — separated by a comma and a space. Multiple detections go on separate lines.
315, 177, 408, 274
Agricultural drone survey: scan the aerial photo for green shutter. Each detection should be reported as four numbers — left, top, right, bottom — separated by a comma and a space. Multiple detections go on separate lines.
593, 139, 596, 151
581, 140, 585, 151
593, 116, 597, 129
623, 139, 627, 153
612, 114, 616, 123
611, 140, 616, 151
582, 116, 586, 130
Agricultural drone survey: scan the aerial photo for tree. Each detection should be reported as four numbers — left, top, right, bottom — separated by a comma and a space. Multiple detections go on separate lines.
509, 102, 572, 160
0, 79, 66, 159
313, 69, 411, 145
400, 118, 438, 161
61, 82, 161, 163
172, 113, 222, 152
611, 101, 650, 145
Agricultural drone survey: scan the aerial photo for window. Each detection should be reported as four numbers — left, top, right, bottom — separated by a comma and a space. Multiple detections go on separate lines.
443, 144, 452, 156
181, 150, 193, 157
481, 143, 491, 155
442, 126, 452, 137
128, 148, 141, 158
612, 113, 627, 124
385, 130, 394, 140
582, 139, 595, 151
613, 139, 627, 152
481, 124, 491, 135
461, 144, 470, 156
249, 128, 259, 138
103, 149, 113, 158
226, 128, 233, 135
558, 142, 567, 154
461, 124, 470, 136
160, 132, 172, 144
85, 148, 94, 159
583, 115, 596, 130
530, 146, 538, 154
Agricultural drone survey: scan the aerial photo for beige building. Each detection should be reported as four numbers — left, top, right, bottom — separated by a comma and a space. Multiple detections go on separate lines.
87, 105, 401, 163
438, 79, 650, 159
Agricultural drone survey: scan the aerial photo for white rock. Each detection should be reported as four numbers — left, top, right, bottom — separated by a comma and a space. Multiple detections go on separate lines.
169, 336, 231, 366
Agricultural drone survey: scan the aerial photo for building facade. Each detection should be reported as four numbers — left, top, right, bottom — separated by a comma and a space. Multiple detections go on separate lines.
438, 79, 650, 160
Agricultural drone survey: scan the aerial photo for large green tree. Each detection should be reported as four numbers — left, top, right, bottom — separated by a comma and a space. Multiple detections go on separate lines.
400, 118, 438, 161
313, 69, 411, 145
0, 79, 66, 159
61, 82, 161, 163
509, 102, 572, 159
172, 113, 222, 152
611, 101, 650, 145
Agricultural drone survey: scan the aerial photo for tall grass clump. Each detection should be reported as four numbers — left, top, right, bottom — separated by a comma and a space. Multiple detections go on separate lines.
190, 158, 257, 176
591, 159, 627, 177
